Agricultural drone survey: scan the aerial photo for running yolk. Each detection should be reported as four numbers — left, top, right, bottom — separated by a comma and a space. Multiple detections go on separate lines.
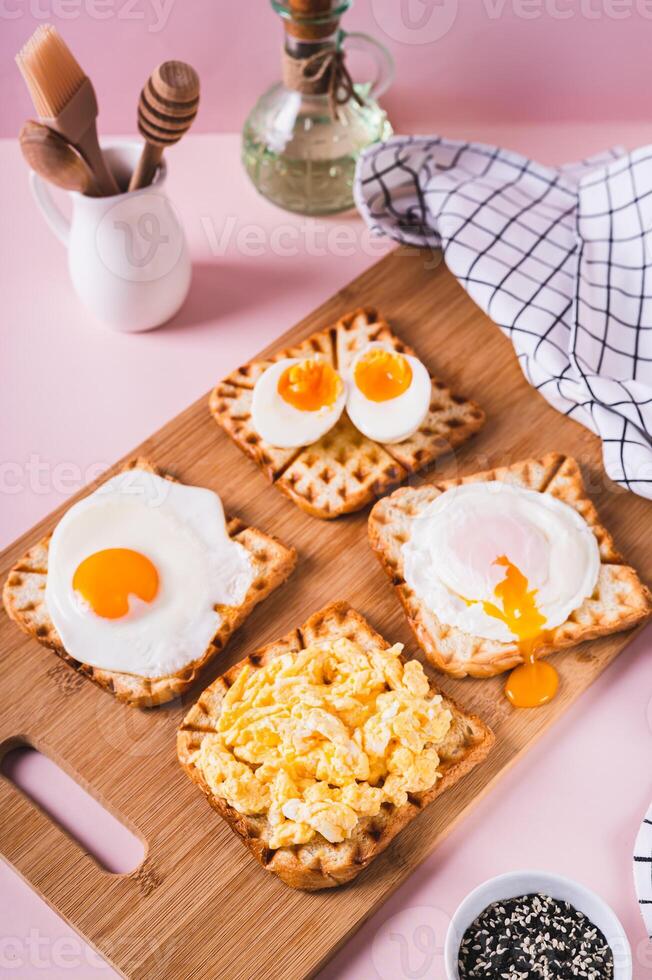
481, 556, 547, 643
504, 656, 559, 709
469, 555, 558, 709
278, 360, 342, 412
354, 349, 412, 402
73, 548, 159, 619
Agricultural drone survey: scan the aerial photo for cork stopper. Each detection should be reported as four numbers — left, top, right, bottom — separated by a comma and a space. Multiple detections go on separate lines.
285, 0, 341, 40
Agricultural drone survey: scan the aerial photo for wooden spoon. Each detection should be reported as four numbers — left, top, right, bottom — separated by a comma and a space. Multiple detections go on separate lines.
128, 61, 200, 192
19, 119, 102, 196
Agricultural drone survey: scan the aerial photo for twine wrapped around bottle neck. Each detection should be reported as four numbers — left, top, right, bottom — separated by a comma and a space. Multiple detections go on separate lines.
282, 43, 364, 120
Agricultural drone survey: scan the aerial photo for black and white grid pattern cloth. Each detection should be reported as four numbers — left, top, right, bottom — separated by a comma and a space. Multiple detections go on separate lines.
354, 137, 652, 500
634, 803, 652, 937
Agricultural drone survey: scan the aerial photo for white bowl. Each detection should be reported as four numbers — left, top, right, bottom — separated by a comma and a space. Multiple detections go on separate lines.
444, 870, 632, 979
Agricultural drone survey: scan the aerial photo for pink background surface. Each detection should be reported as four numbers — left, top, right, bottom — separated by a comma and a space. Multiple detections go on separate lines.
0, 125, 651, 978
5, 0, 652, 138
3, 0, 652, 967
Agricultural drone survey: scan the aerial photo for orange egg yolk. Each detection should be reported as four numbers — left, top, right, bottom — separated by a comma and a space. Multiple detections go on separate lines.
505, 656, 559, 709
278, 359, 342, 412
481, 555, 547, 642
354, 349, 412, 402
72, 548, 159, 620
469, 555, 558, 709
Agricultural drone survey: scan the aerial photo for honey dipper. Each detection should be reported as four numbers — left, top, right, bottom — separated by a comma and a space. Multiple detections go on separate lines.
128, 61, 200, 192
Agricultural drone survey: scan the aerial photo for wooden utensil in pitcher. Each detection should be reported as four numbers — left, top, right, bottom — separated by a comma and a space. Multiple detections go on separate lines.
16, 25, 120, 196
128, 61, 200, 192
20, 119, 102, 196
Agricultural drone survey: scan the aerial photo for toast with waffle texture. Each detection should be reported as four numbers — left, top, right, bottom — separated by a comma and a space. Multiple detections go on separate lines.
2, 459, 297, 707
368, 453, 652, 678
177, 601, 494, 890
210, 308, 485, 519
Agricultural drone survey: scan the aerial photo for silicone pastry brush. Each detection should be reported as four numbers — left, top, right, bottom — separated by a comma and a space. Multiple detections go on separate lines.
19, 120, 102, 197
128, 61, 200, 192
16, 24, 119, 196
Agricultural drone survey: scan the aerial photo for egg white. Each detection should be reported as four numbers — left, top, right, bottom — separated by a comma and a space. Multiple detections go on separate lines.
45, 470, 254, 678
346, 343, 431, 444
401, 482, 601, 642
251, 358, 347, 449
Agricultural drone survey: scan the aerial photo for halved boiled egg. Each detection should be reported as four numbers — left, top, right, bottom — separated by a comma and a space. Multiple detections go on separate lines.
45, 469, 254, 678
346, 343, 431, 443
251, 357, 346, 449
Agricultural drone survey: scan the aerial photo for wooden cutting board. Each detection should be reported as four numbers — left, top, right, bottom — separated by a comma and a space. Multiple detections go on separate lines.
1, 248, 650, 980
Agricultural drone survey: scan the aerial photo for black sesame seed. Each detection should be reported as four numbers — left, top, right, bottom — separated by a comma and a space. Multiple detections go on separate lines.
458, 893, 614, 979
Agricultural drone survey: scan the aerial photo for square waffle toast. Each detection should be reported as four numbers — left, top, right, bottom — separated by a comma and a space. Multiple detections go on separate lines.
177, 601, 494, 890
2, 459, 297, 707
368, 453, 652, 678
210, 308, 485, 519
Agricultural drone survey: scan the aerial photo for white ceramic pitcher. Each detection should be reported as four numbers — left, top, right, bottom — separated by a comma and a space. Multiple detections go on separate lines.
30, 139, 191, 333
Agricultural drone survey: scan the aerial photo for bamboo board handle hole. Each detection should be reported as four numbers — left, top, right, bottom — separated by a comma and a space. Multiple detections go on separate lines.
1, 744, 145, 874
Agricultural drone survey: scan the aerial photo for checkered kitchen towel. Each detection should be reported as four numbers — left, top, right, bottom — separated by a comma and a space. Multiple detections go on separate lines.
354, 137, 652, 500
634, 802, 652, 937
